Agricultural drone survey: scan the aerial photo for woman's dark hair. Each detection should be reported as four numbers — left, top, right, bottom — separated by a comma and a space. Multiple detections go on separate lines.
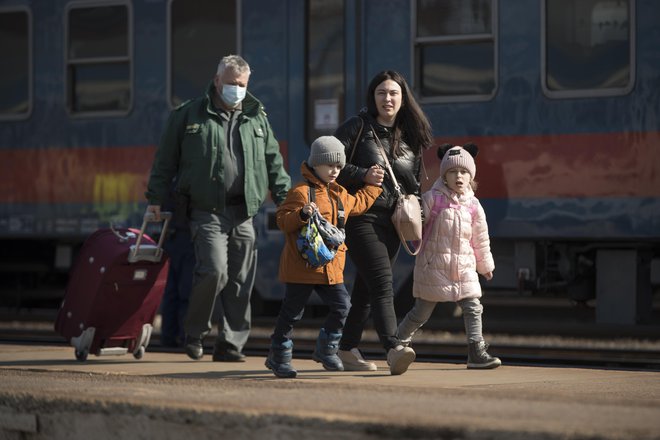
365, 70, 434, 157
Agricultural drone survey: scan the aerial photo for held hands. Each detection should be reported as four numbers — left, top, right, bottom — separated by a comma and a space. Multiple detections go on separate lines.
364, 165, 385, 186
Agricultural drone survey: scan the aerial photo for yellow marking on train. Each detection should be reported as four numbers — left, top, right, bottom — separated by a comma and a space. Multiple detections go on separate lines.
92, 173, 144, 221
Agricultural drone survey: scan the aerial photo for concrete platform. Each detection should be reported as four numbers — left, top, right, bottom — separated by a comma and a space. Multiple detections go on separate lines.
1, 343, 659, 439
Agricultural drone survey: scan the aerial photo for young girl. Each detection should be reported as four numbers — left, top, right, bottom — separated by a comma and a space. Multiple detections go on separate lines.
397, 144, 501, 369
266, 136, 382, 378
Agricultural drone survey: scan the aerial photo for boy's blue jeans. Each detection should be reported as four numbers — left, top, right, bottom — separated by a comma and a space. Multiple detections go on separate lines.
271, 283, 350, 344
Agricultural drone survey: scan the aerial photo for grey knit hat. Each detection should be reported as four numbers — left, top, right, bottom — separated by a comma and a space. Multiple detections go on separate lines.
308, 136, 346, 168
440, 146, 476, 179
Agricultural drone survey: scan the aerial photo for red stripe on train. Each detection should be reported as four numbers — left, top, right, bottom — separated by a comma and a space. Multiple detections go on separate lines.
1, 145, 156, 203
425, 131, 660, 198
1, 141, 290, 203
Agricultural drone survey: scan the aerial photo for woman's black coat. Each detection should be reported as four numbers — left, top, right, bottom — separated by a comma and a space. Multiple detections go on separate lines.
334, 112, 422, 213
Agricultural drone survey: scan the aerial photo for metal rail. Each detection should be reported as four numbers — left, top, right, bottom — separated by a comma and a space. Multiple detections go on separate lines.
3, 326, 657, 371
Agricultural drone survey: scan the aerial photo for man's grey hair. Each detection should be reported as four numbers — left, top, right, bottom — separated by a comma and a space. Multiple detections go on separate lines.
217, 55, 251, 76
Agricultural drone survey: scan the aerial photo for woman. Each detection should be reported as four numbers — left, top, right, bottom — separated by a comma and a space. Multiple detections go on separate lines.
333, 70, 433, 375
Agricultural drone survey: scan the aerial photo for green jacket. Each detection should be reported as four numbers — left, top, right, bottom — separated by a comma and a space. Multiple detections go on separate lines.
145, 83, 291, 217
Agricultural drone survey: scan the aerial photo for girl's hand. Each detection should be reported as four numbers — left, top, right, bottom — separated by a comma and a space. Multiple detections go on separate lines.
364, 165, 385, 186
483, 271, 493, 281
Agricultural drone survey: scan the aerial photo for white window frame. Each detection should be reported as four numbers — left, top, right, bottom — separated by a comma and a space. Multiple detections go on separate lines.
0, 5, 33, 121
541, 0, 636, 99
64, 0, 133, 118
411, 0, 499, 104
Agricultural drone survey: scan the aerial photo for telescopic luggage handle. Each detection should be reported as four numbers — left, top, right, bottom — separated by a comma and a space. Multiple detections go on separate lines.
128, 211, 172, 263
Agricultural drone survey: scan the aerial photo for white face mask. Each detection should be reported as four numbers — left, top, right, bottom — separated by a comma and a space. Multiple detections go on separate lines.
220, 84, 247, 107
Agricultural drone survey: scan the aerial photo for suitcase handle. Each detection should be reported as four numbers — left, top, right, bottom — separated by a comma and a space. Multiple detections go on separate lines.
128, 212, 172, 263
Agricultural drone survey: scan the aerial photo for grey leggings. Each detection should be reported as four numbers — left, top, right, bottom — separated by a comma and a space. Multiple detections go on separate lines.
397, 297, 484, 343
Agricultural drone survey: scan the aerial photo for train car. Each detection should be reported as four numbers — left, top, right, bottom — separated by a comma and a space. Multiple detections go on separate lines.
0, 0, 658, 323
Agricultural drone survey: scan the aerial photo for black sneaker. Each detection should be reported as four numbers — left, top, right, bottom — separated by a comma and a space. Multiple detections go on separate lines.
184, 336, 204, 360
213, 348, 246, 362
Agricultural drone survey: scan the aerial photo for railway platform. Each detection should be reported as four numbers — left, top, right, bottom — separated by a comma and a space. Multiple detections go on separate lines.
1, 341, 660, 440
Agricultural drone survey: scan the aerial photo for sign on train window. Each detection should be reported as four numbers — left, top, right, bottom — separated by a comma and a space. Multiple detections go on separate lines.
543, 0, 634, 98
306, 0, 345, 143
65, 2, 132, 115
169, 0, 238, 108
0, 8, 31, 120
413, 0, 497, 102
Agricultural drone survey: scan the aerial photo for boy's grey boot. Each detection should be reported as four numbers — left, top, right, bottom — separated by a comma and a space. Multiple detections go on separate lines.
467, 340, 501, 369
311, 328, 344, 371
265, 340, 297, 378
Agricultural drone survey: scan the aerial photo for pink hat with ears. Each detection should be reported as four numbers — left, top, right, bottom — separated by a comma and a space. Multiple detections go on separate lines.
438, 143, 478, 179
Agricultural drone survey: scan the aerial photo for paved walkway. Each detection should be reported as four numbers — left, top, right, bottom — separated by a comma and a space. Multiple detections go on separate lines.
1, 343, 659, 439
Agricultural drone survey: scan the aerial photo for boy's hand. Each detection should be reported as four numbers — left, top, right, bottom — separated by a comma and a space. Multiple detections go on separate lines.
302, 202, 317, 217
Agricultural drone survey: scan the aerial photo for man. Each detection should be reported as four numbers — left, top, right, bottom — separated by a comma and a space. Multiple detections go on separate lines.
145, 55, 291, 361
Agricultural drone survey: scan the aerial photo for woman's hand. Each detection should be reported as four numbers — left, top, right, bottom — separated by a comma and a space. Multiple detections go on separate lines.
364, 165, 385, 186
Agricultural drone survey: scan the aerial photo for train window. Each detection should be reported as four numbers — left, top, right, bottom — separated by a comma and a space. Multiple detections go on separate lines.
169, 0, 238, 108
413, 0, 497, 102
65, 2, 132, 115
0, 8, 31, 120
306, 0, 345, 143
543, 0, 634, 97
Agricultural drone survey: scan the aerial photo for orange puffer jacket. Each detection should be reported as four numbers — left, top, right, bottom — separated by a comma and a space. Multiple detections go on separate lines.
277, 162, 382, 285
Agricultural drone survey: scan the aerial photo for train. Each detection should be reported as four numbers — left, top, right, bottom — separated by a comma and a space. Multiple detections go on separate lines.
0, 0, 658, 323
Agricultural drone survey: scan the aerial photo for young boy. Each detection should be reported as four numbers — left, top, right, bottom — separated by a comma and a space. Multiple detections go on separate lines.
266, 136, 382, 378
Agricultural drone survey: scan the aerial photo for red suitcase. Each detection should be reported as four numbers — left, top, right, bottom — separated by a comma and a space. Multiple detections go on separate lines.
55, 213, 171, 361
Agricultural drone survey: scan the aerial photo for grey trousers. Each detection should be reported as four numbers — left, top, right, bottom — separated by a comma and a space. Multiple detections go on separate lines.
184, 207, 256, 353
397, 297, 484, 343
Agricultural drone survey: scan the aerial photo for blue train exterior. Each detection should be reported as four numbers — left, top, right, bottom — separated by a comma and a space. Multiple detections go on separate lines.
0, 0, 658, 320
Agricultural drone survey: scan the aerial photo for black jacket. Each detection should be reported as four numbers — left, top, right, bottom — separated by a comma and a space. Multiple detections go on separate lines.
334, 112, 422, 213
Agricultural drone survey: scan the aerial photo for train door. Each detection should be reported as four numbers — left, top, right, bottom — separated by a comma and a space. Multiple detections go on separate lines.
305, 0, 351, 145
301, 0, 420, 311
167, 0, 239, 107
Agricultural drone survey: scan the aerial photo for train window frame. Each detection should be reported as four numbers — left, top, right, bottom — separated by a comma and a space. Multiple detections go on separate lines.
64, 0, 133, 118
166, 0, 241, 109
411, 0, 499, 104
541, 0, 636, 99
0, 6, 33, 121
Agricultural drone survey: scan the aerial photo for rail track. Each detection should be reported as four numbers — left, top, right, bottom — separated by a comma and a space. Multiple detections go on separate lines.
2, 319, 659, 371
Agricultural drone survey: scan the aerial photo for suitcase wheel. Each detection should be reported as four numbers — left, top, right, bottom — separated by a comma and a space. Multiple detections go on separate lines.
133, 346, 145, 360
75, 349, 89, 362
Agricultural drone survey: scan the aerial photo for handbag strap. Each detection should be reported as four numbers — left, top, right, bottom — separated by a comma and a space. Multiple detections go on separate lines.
348, 116, 365, 164
400, 237, 421, 256
308, 183, 345, 229
370, 125, 403, 196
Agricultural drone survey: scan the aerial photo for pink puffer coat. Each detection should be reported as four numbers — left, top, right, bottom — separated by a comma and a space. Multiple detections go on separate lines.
412, 179, 494, 302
